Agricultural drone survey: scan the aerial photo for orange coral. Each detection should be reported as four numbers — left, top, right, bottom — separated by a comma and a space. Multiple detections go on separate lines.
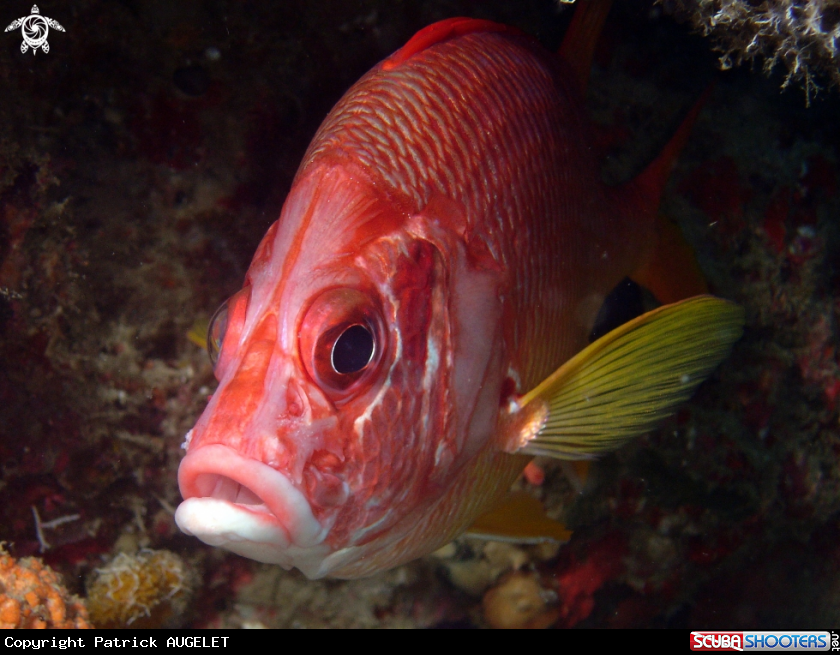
0, 547, 91, 629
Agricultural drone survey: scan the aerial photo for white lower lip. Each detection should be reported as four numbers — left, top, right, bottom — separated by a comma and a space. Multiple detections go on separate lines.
176, 444, 327, 552
176, 497, 292, 560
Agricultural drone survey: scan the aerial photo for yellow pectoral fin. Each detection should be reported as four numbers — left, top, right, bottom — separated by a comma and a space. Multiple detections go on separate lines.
466, 491, 572, 544
513, 295, 745, 459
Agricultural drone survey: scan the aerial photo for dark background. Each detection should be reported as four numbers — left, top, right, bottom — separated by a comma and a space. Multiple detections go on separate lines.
1, 0, 839, 628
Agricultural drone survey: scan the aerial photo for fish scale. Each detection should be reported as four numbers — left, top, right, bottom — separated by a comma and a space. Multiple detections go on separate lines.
302, 31, 643, 391
175, 8, 743, 579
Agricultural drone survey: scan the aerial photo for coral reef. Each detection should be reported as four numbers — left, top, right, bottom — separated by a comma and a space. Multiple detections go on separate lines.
660, 0, 840, 99
85, 550, 196, 628
0, 548, 91, 629
0, 0, 838, 629
482, 571, 558, 629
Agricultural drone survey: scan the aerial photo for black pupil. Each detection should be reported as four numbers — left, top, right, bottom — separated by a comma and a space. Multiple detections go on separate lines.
331, 325, 374, 375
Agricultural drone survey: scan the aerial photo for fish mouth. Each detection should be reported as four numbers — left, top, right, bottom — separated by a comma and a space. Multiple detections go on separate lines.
176, 444, 330, 574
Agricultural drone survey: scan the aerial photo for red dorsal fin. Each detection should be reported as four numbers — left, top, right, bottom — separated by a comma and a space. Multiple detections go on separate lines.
558, 0, 613, 95
382, 18, 523, 71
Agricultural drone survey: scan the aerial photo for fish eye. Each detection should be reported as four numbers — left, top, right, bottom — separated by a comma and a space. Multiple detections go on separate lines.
331, 324, 375, 375
299, 287, 385, 398
207, 301, 229, 368
206, 285, 251, 372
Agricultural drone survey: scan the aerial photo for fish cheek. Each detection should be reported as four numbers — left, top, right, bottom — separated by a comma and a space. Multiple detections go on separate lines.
301, 237, 451, 549
375, 240, 456, 499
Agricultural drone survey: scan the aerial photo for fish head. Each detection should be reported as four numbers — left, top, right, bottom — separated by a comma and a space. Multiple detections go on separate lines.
176, 164, 504, 578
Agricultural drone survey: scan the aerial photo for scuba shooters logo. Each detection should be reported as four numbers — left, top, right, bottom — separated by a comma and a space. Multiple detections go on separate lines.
4, 5, 64, 54
690, 632, 832, 651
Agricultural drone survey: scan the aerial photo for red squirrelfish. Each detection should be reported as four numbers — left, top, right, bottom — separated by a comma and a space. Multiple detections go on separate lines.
175, 2, 743, 579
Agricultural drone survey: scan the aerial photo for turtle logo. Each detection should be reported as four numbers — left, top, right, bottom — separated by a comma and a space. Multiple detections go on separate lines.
5, 5, 65, 54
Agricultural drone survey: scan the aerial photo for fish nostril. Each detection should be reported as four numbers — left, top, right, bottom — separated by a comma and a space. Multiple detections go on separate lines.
285, 379, 307, 418
194, 473, 264, 506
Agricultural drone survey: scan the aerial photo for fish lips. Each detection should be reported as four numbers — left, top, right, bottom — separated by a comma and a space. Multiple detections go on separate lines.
176, 444, 330, 572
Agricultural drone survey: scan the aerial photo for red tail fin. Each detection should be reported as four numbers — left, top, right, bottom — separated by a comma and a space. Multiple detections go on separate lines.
631, 214, 710, 304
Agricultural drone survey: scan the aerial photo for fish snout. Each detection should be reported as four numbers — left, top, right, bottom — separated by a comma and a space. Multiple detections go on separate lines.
175, 444, 331, 575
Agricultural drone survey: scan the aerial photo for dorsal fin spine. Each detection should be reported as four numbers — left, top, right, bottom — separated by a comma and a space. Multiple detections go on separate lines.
624, 86, 715, 304
627, 85, 713, 221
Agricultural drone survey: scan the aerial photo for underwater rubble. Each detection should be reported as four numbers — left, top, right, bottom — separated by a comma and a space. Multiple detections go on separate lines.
0, 0, 838, 628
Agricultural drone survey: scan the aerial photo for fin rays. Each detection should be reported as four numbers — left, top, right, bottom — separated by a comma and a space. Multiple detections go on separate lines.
516, 296, 745, 459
